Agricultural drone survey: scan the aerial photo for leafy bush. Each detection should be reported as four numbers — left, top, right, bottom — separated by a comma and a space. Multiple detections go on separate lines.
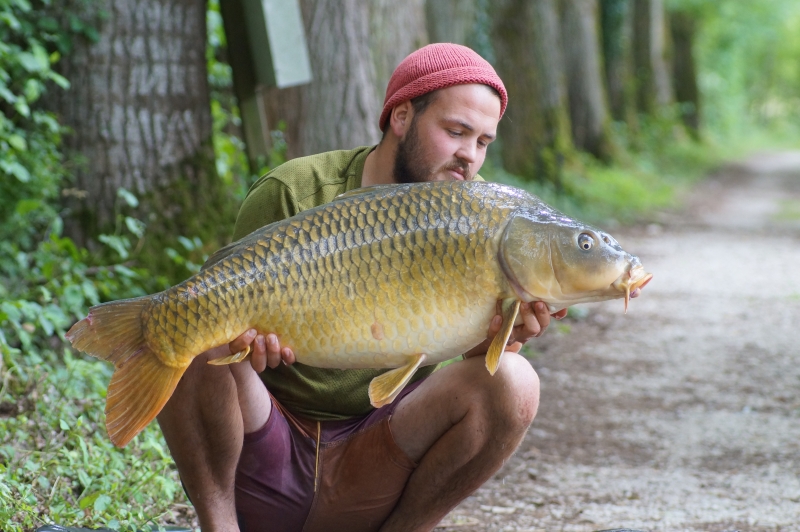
0, 1, 191, 529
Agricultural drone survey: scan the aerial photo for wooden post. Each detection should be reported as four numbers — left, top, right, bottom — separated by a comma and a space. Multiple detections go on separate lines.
220, 0, 312, 166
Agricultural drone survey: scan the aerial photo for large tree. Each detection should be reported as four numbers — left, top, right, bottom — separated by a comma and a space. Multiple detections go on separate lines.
599, 0, 637, 126
561, 0, 614, 160
371, 0, 428, 96
48, 0, 232, 251
632, 0, 674, 115
669, 9, 700, 133
492, 0, 572, 187
425, 0, 476, 45
260, 0, 382, 159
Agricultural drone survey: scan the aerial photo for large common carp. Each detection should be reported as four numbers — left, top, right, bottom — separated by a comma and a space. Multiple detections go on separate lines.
67, 182, 652, 447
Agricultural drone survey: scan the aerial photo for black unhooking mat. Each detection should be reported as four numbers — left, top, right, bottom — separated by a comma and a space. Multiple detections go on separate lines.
35, 526, 191, 532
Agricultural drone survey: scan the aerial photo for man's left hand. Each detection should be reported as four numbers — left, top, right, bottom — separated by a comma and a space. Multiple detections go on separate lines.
464, 301, 567, 358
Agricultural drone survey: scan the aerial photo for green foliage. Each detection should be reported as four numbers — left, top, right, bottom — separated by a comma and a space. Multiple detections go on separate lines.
482, 113, 718, 226
669, 0, 800, 143
0, 1, 193, 529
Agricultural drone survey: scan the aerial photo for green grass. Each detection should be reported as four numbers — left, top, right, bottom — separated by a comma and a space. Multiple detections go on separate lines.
0, 347, 190, 531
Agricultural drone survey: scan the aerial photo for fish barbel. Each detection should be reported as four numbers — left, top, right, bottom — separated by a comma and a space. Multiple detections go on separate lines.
66, 181, 652, 447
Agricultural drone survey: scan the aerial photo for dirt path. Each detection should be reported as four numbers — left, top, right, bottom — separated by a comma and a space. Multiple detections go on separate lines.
436, 153, 800, 532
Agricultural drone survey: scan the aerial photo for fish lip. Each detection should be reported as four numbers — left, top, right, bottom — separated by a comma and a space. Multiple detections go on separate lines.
613, 264, 653, 312
613, 265, 652, 291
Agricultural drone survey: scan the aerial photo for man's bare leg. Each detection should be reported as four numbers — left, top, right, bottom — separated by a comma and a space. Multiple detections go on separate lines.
381, 352, 540, 532
157, 332, 275, 531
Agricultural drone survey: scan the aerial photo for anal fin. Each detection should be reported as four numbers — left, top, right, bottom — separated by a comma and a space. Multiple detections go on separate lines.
368, 354, 427, 408
207, 345, 252, 365
485, 298, 520, 375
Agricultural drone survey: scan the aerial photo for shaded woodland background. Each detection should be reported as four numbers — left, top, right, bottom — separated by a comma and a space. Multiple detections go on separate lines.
1, 0, 799, 528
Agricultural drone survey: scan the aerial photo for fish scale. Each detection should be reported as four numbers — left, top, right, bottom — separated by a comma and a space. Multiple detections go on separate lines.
66, 181, 652, 446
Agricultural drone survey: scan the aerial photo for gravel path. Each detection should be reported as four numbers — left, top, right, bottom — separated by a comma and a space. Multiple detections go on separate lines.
436, 153, 800, 532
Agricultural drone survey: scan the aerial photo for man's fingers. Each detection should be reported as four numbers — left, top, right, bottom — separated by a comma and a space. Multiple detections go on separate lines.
266, 333, 282, 369
281, 347, 296, 365
515, 301, 543, 341
487, 314, 502, 338
552, 308, 568, 320
532, 302, 551, 334
250, 334, 267, 373
229, 328, 257, 354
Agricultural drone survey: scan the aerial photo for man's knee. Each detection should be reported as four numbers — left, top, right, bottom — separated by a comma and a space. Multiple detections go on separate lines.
480, 352, 540, 433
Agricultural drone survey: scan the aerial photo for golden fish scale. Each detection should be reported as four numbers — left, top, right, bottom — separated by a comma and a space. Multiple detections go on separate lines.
141, 183, 527, 369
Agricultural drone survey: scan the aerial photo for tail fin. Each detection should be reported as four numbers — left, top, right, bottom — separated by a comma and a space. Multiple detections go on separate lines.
66, 297, 186, 447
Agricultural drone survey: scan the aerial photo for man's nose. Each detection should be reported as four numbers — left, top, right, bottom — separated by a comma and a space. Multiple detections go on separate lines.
456, 141, 477, 164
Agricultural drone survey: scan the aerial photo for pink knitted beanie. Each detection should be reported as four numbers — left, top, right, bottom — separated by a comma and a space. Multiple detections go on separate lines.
379, 43, 507, 130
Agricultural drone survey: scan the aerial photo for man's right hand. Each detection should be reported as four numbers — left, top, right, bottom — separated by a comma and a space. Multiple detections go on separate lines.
227, 329, 296, 372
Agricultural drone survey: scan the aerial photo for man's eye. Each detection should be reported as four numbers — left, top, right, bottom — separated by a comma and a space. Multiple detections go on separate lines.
447, 129, 461, 137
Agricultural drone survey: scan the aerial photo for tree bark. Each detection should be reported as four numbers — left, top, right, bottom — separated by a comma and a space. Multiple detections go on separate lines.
260, 0, 382, 159
371, 0, 428, 99
49, 0, 232, 251
425, 0, 477, 46
492, 0, 572, 187
561, 0, 614, 161
599, 0, 636, 125
669, 10, 700, 134
632, 0, 673, 115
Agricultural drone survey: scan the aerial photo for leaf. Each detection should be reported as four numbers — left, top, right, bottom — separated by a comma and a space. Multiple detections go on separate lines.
79, 491, 99, 510
17, 51, 46, 73
59, 419, 70, 431
98, 234, 130, 260
7, 134, 26, 151
116, 188, 139, 208
49, 71, 70, 89
93, 493, 111, 513
15, 198, 40, 216
177, 235, 195, 250
0, 160, 31, 182
124, 216, 145, 237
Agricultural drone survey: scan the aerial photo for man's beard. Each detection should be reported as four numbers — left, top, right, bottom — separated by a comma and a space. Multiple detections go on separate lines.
392, 118, 471, 184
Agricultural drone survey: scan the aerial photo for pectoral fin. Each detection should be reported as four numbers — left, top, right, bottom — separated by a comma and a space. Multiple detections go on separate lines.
207, 345, 251, 365
368, 353, 427, 408
485, 298, 520, 376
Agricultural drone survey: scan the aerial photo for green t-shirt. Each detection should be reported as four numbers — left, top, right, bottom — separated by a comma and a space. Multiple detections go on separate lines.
232, 146, 441, 420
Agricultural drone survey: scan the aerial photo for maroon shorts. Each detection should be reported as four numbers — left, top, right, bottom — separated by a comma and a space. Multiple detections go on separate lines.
234, 380, 423, 532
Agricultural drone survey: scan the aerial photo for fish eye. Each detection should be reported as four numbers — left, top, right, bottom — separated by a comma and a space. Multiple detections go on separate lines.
578, 233, 594, 251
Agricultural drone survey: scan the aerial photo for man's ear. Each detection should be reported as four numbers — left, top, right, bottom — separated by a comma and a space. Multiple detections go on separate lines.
389, 101, 413, 137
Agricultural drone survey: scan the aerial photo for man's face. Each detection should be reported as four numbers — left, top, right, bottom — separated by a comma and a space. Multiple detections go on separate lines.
393, 84, 501, 184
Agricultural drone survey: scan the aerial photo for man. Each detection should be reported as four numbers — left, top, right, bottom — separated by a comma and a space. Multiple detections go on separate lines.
158, 43, 565, 532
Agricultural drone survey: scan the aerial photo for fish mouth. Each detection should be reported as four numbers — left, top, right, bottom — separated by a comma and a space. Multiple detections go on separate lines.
613, 265, 653, 313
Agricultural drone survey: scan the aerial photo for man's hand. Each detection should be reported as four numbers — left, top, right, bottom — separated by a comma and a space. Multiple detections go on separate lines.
464, 301, 567, 358
222, 329, 296, 372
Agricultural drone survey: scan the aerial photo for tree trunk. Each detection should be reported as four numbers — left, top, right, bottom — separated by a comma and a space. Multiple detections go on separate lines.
632, 0, 673, 115
561, 0, 614, 161
260, 0, 381, 159
425, 0, 477, 45
669, 10, 700, 134
492, 0, 572, 188
49, 0, 231, 253
599, 0, 636, 125
426, 0, 496, 65
371, 0, 428, 98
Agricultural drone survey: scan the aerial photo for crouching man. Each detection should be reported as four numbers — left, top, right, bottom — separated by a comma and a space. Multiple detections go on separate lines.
158, 43, 565, 532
